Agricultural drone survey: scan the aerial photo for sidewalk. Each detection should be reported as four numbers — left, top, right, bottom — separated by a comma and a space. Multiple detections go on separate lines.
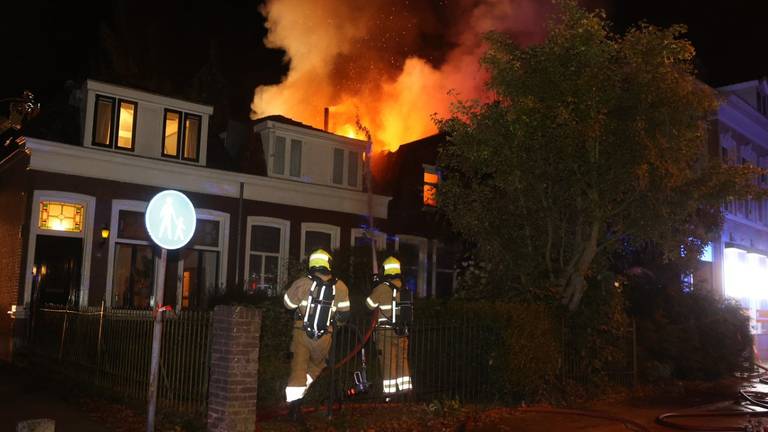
0, 362, 143, 432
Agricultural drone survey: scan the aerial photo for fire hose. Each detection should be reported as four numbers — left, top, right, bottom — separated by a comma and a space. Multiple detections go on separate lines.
655, 364, 768, 431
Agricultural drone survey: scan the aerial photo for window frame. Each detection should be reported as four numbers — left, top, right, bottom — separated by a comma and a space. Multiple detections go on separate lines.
394, 234, 429, 298
182, 112, 202, 163
431, 241, 458, 298
269, 134, 302, 179
423, 164, 440, 208
350, 228, 386, 250
115, 99, 138, 152
244, 216, 291, 292
92, 95, 117, 148
300, 222, 340, 260
175, 208, 229, 310
161, 108, 182, 159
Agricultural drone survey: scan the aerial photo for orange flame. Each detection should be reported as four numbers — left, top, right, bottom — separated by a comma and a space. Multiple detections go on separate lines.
251, 0, 550, 152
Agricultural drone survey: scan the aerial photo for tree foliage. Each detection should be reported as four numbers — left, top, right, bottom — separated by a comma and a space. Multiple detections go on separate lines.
436, 1, 764, 310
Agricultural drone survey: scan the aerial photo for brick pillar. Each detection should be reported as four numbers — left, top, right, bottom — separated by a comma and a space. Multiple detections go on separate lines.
207, 305, 262, 432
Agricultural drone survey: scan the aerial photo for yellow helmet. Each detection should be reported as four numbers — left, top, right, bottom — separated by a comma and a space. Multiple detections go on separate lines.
382, 256, 401, 276
308, 249, 332, 272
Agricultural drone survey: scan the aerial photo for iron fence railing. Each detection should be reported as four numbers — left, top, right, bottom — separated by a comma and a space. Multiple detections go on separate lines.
26, 304, 212, 416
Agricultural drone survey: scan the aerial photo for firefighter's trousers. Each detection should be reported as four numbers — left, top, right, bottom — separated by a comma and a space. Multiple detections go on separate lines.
374, 327, 412, 394
285, 326, 332, 402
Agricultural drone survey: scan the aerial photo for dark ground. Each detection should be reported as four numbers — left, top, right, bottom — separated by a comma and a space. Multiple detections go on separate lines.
0, 360, 759, 432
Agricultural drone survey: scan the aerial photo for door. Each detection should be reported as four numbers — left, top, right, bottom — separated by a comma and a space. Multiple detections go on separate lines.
32, 235, 83, 306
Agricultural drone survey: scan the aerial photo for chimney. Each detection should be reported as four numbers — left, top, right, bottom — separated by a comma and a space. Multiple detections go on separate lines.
323, 107, 329, 132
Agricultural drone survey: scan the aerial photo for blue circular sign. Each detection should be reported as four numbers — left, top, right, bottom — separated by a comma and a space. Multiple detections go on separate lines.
145, 190, 196, 250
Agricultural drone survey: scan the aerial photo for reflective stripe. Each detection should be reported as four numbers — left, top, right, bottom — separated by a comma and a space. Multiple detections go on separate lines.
300, 300, 308, 306
336, 300, 350, 308
306, 374, 314, 387
379, 304, 392, 310
284, 293, 298, 309
397, 376, 413, 390
303, 281, 317, 326
382, 379, 398, 394
309, 253, 329, 262
366, 297, 379, 308
286, 386, 306, 402
384, 263, 400, 270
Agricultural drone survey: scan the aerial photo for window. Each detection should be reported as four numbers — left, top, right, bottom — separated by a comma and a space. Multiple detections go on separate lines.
93, 96, 114, 146
245, 217, 290, 297
433, 242, 459, 298
333, 148, 344, 184
162, 110, 200, 161
348, 151, 359, 187
116, 100, 137, 149
290, 139, 302, 177
396, 235, 428, 297
331, 148, 361, 188
39, 201, 84, 233
300, 223, 340, 258
351, 228, 386, 250
112, 209, 155, 309
184, 114, 201, 161
108, 202, 227, 309
163, 110, 180, 157
178, 218, 223, 309
92, 95, 137, 151
423, 165, 439, 207
270, 135, 302, 178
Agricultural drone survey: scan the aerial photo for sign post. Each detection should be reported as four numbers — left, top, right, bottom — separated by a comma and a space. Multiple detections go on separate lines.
144, 190, 196, 432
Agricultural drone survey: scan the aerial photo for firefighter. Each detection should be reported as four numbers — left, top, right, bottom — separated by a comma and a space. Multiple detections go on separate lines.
366, 256, 413, 399
283, 249, 351, 422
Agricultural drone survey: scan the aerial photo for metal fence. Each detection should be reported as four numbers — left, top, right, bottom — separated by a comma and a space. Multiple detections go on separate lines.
319, 317, 494, 405
311, 316, 636, 407
26, 304, 212, 415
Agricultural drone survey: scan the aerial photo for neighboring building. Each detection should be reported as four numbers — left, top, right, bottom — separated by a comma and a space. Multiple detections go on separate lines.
373, 134, 462, 299
703, 79, 768, 350
0, 80, 394, 361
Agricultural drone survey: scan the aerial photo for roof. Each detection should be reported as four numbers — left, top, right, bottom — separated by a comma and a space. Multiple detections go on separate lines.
252, 114, 331, 135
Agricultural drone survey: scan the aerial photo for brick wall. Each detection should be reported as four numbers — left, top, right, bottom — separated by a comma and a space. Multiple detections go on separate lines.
207, 305, 262, 432
0, 151, 30, 361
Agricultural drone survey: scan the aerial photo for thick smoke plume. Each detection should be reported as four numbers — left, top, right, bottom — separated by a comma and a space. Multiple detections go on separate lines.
252, 0, 552, 151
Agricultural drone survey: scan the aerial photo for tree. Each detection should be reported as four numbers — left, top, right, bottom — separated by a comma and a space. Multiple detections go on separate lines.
436, 1, 764, 310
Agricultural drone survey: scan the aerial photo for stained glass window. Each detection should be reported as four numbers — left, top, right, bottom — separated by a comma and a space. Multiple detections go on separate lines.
39, 201, 84, 233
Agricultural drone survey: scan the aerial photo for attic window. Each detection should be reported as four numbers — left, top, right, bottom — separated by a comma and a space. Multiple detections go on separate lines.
423, 165, 439, 207
162, 110, 201, 162
93, 95, 136, 151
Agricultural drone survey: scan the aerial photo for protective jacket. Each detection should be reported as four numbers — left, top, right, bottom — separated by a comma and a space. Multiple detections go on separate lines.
282, 273, 350, 402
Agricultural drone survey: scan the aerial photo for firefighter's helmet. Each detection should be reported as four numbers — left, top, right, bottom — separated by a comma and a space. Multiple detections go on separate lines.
382, 256, 401, 277
308, 249, 332, 273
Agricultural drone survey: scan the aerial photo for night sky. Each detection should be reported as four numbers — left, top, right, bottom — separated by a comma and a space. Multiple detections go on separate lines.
1, 0, 767, 120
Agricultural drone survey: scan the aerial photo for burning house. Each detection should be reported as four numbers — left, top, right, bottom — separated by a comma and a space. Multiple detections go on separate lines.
0, 80, 462, 362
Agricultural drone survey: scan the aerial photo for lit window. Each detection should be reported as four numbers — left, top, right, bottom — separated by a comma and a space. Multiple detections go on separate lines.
39, 201, 84, 232
246, 217, 289, 297
116, 100, 136, 149
92, 95, 136, 150
423, 165, 439, 207
183, 114, 201, 161
161, 111, 201, 161
93, 96, 114, 146
163, 110, 180, 157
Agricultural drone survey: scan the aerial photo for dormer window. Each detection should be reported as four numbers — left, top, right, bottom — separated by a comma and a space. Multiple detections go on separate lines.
270, 135, 302, 178
331, 148, 360, 187
162, 109, 201, 162
92, 95, 136, 151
